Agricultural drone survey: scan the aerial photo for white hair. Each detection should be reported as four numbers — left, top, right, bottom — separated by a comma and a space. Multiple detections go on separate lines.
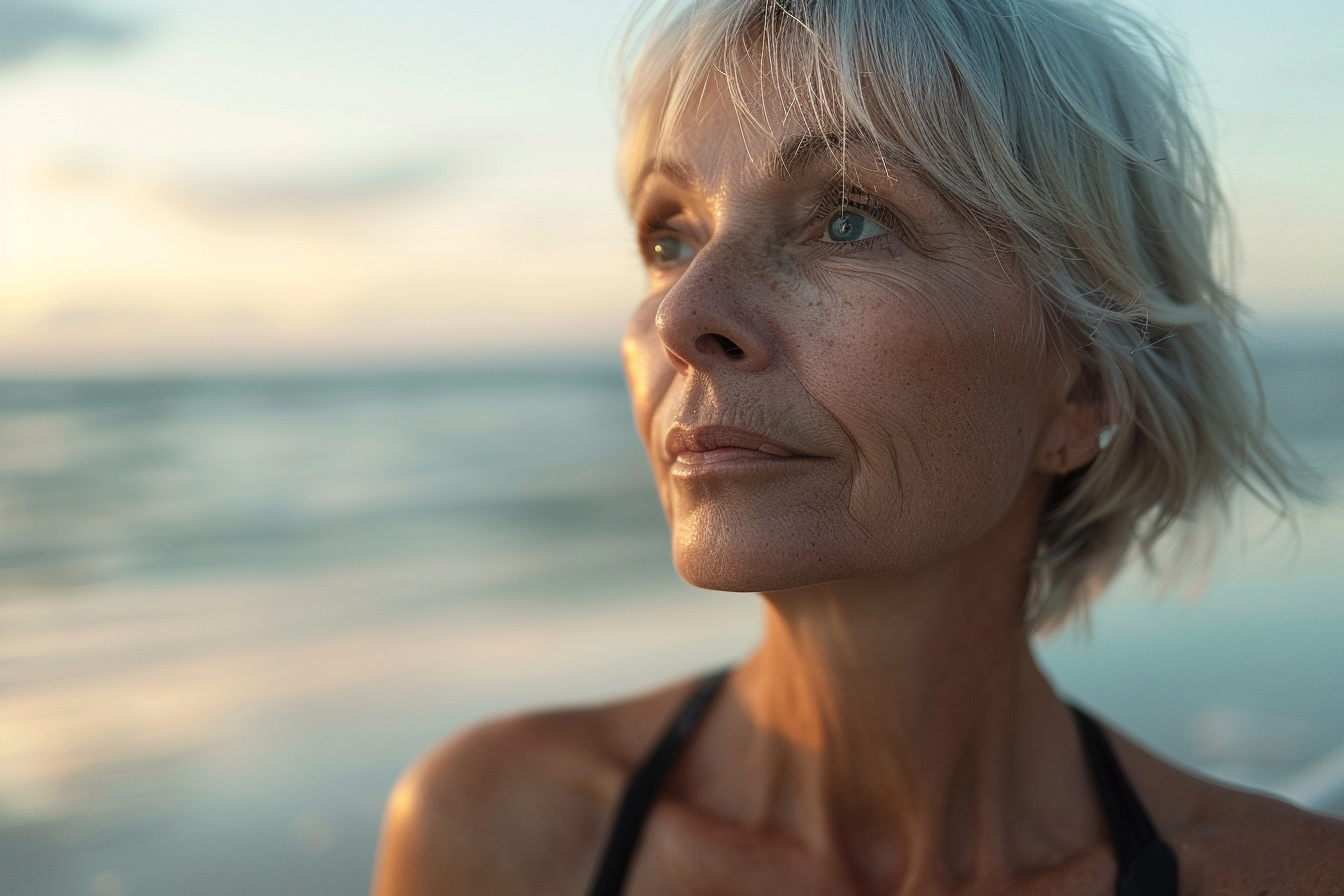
616, 0, 1320, 629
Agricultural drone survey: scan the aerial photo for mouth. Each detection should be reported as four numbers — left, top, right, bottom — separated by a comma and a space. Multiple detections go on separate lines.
664, 425, 815, 474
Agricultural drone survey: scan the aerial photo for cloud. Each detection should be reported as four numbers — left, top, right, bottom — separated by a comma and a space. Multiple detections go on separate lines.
162, 154, 456, 221
35, 150, 457, 230
0, 0, 140, 69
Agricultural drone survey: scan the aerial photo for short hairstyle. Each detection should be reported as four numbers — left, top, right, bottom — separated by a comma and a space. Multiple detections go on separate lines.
616, 0, 1318, 629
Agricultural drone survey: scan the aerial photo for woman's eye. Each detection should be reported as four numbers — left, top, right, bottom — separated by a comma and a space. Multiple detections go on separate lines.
822, 209, 889, 243
648, 236, 696, 264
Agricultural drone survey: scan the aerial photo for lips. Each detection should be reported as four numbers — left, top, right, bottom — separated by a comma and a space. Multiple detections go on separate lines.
664, 425, 805, 468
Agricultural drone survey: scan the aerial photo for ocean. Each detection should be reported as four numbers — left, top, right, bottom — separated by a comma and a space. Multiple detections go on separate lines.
1, 337, 1342, 895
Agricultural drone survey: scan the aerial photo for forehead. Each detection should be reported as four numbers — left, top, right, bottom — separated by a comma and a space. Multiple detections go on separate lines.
637, 133, 921, 230
628, 67, 939, 198
636, 127, 866, 193
629, 69, 832, 183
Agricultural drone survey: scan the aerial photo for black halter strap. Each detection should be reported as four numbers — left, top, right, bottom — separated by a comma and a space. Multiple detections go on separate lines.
1070, 706, 1179, 896
585, 673, 1178, 896
586, 668, 731, 896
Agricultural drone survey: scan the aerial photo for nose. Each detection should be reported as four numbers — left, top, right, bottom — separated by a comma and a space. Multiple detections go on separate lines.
654, 250, 775, 375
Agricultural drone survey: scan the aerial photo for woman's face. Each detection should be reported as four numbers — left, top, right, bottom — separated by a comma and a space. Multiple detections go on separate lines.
622, 96, 1091, 593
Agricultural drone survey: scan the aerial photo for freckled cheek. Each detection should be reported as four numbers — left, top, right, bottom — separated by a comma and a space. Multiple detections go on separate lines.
813, 289, 1040, 476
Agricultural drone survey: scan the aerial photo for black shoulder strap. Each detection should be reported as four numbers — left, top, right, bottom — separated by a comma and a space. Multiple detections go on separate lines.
1070, 707, 1179, 896
586, 668, 731, 896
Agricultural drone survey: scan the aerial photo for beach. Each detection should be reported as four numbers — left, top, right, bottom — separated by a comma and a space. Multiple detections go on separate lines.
2, 338, 1342, 895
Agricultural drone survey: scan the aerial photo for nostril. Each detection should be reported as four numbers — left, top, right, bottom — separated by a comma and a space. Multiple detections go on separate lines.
695, 333, 745, 360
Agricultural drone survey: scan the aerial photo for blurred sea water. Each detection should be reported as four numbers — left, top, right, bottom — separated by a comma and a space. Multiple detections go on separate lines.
1, 338, 1343, 895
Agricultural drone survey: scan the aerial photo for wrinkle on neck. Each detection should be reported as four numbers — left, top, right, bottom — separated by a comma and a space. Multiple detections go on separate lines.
711, 492, 1103, 890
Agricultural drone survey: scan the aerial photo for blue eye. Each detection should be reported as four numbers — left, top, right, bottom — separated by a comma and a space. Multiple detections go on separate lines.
824, 209, 888, 243
650, 236, 695, 263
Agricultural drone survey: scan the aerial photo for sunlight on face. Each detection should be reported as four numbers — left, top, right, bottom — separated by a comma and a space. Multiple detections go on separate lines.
620, 88, 1079, 593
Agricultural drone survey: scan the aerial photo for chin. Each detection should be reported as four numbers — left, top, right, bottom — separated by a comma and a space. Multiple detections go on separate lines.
669, 526, 881, 593
665, 496, 982, 593
674, 554, 805, 593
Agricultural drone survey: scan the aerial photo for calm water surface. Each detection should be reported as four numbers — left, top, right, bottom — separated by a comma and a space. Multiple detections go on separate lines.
1, 341, 1342, 895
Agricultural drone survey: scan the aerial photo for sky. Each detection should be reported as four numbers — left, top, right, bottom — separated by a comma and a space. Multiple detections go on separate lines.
0, 0, 1340, 372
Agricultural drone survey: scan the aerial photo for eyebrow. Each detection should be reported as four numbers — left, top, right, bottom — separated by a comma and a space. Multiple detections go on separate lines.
631, 158, 697, 198
766, 131, 853, 181
633, 130, 875, 200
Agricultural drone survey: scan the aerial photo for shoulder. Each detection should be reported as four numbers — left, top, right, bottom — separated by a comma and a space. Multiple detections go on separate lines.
1177, 784, 1344, 894
370, 679, 702, 896
1107, 727, 1344, 895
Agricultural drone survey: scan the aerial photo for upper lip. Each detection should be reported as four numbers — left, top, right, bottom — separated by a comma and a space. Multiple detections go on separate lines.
664, 424, 805, 460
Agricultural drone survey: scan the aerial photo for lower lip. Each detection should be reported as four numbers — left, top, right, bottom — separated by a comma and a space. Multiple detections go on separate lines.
671, 447, 809, 476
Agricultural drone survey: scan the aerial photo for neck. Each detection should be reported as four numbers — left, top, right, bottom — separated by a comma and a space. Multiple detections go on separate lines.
725, 509, 1100, 888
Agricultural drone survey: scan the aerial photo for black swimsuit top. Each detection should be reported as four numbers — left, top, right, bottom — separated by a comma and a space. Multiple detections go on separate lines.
586, 669, 1178, 896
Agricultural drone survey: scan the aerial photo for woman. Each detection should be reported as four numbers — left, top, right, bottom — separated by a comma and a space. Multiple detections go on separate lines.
373, 0, 1344, 892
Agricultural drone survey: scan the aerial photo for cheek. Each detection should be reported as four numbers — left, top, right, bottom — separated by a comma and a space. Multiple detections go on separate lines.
621, 295, 675, 455
802, 265, 1049, 543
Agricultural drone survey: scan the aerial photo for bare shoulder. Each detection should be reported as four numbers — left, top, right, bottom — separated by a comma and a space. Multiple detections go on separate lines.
1177, 782, 1344, 894
370, 678, 702, 896
1107, 727, 1344, 895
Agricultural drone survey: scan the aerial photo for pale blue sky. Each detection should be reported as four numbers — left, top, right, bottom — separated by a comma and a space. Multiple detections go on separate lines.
0, 0, 1340, 370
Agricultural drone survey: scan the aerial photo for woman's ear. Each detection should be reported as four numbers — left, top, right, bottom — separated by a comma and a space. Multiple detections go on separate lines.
1033, 368, 1109, 476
